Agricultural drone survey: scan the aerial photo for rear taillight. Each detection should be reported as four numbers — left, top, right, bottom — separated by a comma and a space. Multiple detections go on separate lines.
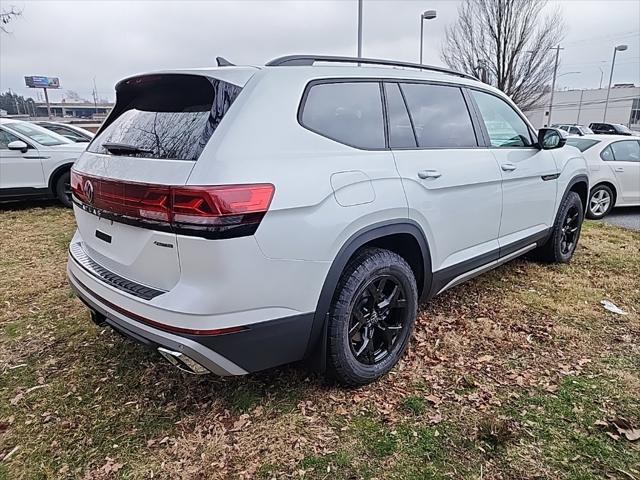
71, 170, 274, 239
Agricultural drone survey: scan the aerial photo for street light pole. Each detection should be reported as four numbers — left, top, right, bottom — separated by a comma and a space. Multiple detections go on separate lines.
547, 45, 563, 127
603, 44, 628, 121
357, 0, 363, 58
419, 10, 437, 64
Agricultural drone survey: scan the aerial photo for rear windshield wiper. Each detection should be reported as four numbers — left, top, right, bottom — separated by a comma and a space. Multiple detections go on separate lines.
102, 142, 153, 155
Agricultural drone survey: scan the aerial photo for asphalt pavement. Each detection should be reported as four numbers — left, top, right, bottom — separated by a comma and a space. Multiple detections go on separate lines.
602, 206, 640, 232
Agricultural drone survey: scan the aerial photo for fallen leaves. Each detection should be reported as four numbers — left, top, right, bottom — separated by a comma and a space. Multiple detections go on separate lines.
595, 417, 640, 442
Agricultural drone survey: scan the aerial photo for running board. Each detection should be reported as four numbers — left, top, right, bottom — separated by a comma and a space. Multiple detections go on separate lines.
436, 243, 537, 295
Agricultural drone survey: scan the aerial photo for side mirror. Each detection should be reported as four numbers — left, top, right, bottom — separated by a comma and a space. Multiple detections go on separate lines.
7, 140, 28, 153
538, 128, 567, 150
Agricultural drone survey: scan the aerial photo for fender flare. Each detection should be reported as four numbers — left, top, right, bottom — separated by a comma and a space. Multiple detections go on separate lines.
48, 162, 74, 193
303, 219, 432, 370
560, 174, 589, 215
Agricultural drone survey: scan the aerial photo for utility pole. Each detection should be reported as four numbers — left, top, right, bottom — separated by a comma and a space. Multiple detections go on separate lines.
92, 77, 98, 118
576, 89, 584, 124
357, 0, 363, 58
547, 45, 563, 126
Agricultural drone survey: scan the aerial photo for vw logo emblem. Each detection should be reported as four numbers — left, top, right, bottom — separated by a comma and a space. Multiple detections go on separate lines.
83, 180, 94, 204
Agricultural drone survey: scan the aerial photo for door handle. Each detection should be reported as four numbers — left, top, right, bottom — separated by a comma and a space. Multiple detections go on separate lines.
418, 170, 442, 179
614, 167, 624, 172
501, 163, 517, 172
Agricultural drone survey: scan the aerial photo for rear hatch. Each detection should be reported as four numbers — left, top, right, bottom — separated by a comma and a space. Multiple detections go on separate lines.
71, 71, 252, 292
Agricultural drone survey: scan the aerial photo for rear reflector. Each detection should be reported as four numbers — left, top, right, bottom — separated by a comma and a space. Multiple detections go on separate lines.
71, 170, 274, 239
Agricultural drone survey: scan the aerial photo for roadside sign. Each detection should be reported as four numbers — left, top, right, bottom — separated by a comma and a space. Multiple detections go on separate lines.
24, 76, 60, 89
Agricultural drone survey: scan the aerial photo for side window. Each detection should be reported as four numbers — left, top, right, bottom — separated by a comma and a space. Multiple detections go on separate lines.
399, 83, 477, 148
301, 81, 385, 149
0, 129, 20, 149
600, 146, 614, 161
610, 140, 640, 162
384, 83, 416, 148
471, 90, 533, 147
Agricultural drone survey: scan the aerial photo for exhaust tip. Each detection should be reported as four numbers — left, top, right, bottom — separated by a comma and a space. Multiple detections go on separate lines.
157, 347, 209, 375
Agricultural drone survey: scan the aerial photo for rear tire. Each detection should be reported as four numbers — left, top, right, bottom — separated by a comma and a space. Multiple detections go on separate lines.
534, 191, 584, 263
55, 171, 72, 208
586, 184, 614, 219
326, 248, 418, 387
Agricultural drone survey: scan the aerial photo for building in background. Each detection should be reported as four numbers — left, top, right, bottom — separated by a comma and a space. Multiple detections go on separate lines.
524, 84, 640, 131
33, 100, 113, 119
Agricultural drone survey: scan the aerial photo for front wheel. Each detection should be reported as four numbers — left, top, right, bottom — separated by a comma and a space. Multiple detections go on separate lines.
55, 171, 72, 208
587, 185, 614, 219
534, 191, 584, 263
326, 248, 418, 387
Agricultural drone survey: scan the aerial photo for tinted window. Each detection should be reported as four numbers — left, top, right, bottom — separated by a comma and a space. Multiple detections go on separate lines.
89, 75, 242, 161
569, 127, 580, 134
0, 129, 20, 149
600, 146, 614, 161
471, 90, 533, 147
610, 140, 640, 162
566, 138, 600, 152
400, 83, 476, 148
384, 83, 416, 148
301, 82, 385, 149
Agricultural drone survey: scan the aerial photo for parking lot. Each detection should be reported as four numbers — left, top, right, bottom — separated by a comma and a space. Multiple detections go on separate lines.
1, 203, 638, 479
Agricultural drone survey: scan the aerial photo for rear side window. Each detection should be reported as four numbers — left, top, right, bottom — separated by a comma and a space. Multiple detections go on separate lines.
610, 140, 640, 162
566, 138, 600, 152
471, 90, 533, 147
400, 83, 477, 148
89, 75, 242, 161
300, 82, 385, 149
384, 83, 416, 148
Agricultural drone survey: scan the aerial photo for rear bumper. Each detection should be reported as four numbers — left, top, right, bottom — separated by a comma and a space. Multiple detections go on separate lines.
68, 262, 316, 375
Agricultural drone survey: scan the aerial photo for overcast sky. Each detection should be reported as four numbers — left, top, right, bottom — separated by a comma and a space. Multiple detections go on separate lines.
0, 0, 638, 102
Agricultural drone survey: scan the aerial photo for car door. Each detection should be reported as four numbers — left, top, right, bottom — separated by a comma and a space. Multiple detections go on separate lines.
608, 139, 640, 204
468, 89, 558, 253
0, 127, 46, 190
387, 81, 503, 277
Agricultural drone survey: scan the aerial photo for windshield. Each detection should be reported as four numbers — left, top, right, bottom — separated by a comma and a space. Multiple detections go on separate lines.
582, 126, 594, 134
566, 138, 600, 152
6, 122, 73, 146
89, 74, 242, 161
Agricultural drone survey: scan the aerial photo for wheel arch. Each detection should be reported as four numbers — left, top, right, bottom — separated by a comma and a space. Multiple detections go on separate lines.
48, 162, 74, 193
589, 180, 618, 205
564, 174, 589, 214
303, 220, 432, 371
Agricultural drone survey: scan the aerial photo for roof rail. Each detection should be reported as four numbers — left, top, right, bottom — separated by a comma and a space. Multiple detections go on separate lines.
266, 55, 477, 81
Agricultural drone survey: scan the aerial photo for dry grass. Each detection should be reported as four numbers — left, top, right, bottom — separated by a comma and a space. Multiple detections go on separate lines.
1, 202, 639, 479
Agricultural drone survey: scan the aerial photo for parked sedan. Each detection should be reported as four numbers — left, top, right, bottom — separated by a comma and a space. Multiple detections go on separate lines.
35, 121, 94, 143
566, 134, 640, 219
552, 124, 593, 136
0, 118, 86, 207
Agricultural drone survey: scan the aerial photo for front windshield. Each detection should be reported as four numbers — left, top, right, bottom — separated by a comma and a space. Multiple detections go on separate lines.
582, 126, 594, 134
5, 122, 73, 146
566, 138, 600, 152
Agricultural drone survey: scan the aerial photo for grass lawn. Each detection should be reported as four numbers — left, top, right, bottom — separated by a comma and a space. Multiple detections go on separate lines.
1, 203, 639, 479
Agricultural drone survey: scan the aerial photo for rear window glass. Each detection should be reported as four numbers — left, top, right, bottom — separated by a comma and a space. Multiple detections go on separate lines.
88, 75, 242, 161
566, 138, 600, 152
300, 82, 385, 149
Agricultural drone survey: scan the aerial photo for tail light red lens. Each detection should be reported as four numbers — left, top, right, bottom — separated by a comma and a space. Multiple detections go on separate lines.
71, 170, 274, 239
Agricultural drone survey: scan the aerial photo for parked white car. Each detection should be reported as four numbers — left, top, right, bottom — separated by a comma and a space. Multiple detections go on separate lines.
566, 135, 640, 219
35, 121, 95, 143
0, 118, 86, 207
67, 55, 589, 386
552, 124, 594, 136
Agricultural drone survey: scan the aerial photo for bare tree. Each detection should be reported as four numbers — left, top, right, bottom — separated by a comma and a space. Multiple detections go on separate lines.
0, 5, 22, 34
441, 0, 564, 111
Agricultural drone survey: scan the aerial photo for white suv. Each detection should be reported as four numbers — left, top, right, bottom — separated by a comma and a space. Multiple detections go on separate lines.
0, 118, 86, 207
67, 56, 589, 386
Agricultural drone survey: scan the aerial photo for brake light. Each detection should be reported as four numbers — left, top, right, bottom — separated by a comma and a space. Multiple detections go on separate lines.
71, 170, 274, 239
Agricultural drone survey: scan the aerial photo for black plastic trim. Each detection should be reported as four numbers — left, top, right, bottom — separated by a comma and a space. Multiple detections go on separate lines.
0, 186, 52, 201
69, 243, 166, 301
189, 312, 315, 373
